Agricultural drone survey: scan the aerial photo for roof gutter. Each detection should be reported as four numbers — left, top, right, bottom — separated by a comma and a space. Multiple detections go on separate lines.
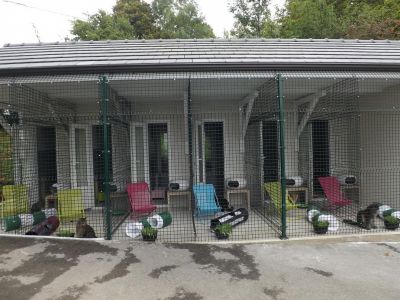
1, 62, 400, 77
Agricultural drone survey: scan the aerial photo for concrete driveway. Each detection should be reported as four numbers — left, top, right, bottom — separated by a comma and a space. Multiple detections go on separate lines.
1, 234, 400, 300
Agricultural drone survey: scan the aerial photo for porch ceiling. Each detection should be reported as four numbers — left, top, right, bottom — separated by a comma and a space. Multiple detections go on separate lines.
4, 75, 399, 106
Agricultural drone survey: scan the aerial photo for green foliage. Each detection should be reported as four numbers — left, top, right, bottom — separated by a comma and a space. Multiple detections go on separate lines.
229, 0, 275, 38
57, 230, 75, 237
71, 0, 214, 41
72, 10, 135, 40
141, 226, 158, 237
152, 0, 214, 39
113, 0, 159, 39
215, 223, 233, 235
312, 220, 329, 228
278, 0, 340, 39
230, 0, 400, 40
340, 0, 400, 39
384, 215, 400, 225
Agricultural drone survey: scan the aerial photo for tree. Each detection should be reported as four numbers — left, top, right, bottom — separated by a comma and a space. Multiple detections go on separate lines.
71, 10, 134, 40
152, 0, 214, 38
229, 0, 275, 38
341, 0, 400, 39
70, 0, 214, 41
278, 0, 340, 39
113, 0, 159, 39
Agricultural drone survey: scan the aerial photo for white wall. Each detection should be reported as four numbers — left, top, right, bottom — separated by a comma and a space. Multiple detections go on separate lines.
132, 101, 189, 183
359, 85, 400, 207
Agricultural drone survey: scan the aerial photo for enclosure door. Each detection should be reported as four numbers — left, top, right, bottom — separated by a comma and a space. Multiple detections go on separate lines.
37, 126, 57, 207
70, 124, 94, 208
92, 125, 112, 206
148, 123, 169, 191
196, 121, 225, 199
130, 122, 149, 183
312, 120, 330, 196
262, 121, 279, 183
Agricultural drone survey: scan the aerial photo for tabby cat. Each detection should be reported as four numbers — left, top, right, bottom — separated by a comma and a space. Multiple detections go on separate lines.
343, 202, 381, 230
76, 218, 97, 238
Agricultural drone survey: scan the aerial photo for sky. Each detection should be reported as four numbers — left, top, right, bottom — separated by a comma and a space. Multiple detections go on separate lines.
0, 0, 285, 46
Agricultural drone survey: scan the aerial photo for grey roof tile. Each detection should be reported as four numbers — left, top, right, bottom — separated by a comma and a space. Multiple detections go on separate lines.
0, 39, 400, 73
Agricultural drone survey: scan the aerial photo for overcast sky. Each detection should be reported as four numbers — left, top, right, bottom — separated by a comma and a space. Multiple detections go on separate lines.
0, 0, 285, 46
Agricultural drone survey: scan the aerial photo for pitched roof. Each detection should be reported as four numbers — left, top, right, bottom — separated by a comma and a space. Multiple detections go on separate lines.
1, 39, 400, 74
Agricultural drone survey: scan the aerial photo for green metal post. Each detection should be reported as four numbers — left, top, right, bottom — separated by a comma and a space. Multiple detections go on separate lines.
100, 75, 112, 240
277, 74, 287, 239
187, 77, 197, 235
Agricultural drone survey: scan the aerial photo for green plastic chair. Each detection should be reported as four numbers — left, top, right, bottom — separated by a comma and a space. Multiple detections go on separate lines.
264, 182, 298, 213
57, 189, 85, 222
0, 185, 29, 218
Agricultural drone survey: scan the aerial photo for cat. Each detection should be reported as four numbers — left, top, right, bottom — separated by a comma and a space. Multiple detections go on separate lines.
343, 202, 381, 230
76, 218, 97, 238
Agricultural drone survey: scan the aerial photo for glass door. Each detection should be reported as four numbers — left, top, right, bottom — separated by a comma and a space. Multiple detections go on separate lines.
70, 124, 94, 208
195, 121, 205, 183
131, 123, 149, 183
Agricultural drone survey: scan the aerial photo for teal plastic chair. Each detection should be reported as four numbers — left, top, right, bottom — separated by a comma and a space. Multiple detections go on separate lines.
193, 183, 221, 216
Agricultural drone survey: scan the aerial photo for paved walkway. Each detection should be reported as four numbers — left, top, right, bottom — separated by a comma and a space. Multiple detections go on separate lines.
1, 234, 400, 300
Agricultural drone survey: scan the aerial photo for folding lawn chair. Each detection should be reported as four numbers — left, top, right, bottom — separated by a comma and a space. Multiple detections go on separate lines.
127, 182, 156, 215
0, 184, 29, 218
318, 176, 352, 210
192, 183, 222, 217
264, 181, 298, 214
57, 189, 85, 222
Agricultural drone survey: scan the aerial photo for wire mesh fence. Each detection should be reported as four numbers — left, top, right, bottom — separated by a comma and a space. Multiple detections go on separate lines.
0, 71, 399, 242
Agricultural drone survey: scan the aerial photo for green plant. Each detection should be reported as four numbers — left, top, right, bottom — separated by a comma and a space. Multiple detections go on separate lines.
215, 223, 233, 235
57, 230, 75, 237
141, 226, 157, 238
313, 220, 329, 229
384, 215, 400, 225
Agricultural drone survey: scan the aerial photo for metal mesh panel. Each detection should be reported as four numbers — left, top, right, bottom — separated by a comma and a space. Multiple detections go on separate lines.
1, 71, 400, 241
284, 74, 400, 237
0, 76, 104, 238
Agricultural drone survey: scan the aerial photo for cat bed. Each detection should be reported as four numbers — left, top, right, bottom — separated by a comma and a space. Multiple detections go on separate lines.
337, 175, 357, 185
307, 208, 339, 231
25, 216, 60, 236
169, 180, 189, 191
285, 176, 304, 187
210, 208, 249, 230
148, 212, 172, 229
225, 178, 247, 189
2, 208, 58, 232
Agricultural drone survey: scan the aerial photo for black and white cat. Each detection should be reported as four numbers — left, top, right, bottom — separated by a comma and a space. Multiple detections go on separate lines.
76, 218, 97, 238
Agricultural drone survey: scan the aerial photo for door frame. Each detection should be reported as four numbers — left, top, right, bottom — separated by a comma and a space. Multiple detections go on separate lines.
130, 120, 171, 186
195, 119, 226, 184
130, 122, 149, 183
69, 124, 94, 208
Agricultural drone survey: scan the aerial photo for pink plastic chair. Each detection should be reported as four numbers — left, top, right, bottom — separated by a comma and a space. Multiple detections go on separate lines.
318, 176, 352, 209
127, 182, 156, 215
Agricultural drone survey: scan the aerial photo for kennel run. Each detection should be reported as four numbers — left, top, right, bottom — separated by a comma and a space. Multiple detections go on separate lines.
1, 39, 400, 242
